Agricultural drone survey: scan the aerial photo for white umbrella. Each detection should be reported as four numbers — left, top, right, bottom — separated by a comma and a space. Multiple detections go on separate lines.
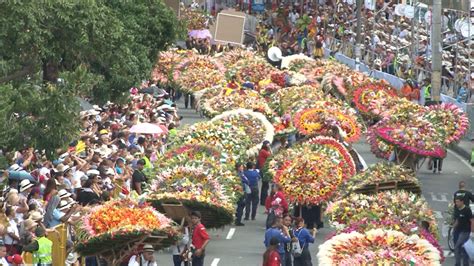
130, 123, 164, 134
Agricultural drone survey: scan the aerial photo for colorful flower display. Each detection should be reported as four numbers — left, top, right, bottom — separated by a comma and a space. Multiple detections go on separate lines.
326, 191, 438, 237
227, 58, 274, 85
340, 162, 421, 196
425, 103, 469, 146
293, 106, 361, 143
318, 229, 442, 265
202, 90, 273, 118
352, 82, 398, 117
273, 137, 355, 204
151, 50, 187, 84
170, 120, 253, 161
269, 85, 323, 115
211, 109, 275, 156
147, 165, 238, 228
76, 199, 179, 256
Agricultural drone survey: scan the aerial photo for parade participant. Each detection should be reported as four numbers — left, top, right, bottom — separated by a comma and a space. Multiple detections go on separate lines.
291, 217, 316, 266
128, 244, 157, 266
453, 196, 474, 266
190, 211, 210, 266
264, 217, 291, 264
265, 184, 289, 229
235, 163, 249, 226
244, 162, 261, 221
263, 237, 281, 266
172, 224, 190, 266
258, 141, 272, 206
454, 181, 474, 206
282, 215, 293, 266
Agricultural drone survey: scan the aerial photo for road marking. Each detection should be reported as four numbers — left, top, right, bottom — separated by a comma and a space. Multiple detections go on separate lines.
454, 171, 459, 174
226, 228, 236, 240
448, 150, 474, 172
433, 211, 443, 219
211, 258, 220, 266
429, 192, 448, 202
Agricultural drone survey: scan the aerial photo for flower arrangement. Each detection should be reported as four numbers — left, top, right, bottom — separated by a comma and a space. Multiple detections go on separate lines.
324, 218, 444, 262
151, 50, 186, 84
293, 107, 361, 143
326, 190, 438, 237
376, 126, 446, 158
174, 55, 226, 93
366, 126, 394, 159
202, 90, 273, 118
215, 49, 256, 67
228, 58, 274, 85
317, 229, 442, 265
273, 137, 355, 204
352, 82, 398, 117
75, 199, 180, 256
147, 165, 237, 228
170, 120, 253, 161
211, 109, 275, 156
425, 103, 469, 146
340, 162, 421, 197
269, 85, 323, 115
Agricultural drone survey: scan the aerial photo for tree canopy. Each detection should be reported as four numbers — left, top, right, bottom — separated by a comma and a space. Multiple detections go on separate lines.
0, 0, 183, 157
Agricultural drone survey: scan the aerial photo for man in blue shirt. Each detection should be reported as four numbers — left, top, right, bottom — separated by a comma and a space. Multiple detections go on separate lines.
244, 162, 260, 220
264, 217, 291, 264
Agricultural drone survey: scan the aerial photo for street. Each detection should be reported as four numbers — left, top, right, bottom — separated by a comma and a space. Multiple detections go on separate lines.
154, 100, 473, 266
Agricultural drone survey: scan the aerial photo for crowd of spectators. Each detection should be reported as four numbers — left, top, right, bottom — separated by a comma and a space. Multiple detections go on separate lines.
0, 81, 181, 264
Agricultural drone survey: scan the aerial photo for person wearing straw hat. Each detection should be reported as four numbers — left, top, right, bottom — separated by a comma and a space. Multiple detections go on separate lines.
19, 219, 38, 247
128, 244, 157, 266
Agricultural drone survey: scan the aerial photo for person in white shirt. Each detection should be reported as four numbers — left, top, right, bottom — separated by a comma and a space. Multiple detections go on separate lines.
128, 244, 157, 266
172, 226, 190, 266
4, 206, 20, 255
288, 10, 299, 26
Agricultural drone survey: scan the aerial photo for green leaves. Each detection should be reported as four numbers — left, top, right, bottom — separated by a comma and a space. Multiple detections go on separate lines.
0, 0, 183, 156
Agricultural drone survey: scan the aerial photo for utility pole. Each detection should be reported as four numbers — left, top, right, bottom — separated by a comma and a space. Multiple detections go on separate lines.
354, 0, 363, 71
431, 0, 442, 102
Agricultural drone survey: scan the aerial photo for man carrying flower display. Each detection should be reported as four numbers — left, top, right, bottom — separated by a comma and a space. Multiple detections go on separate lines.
453, 196, 474, 266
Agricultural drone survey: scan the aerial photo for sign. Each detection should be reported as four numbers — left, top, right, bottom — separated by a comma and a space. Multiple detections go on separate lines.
214, 12, 246, 45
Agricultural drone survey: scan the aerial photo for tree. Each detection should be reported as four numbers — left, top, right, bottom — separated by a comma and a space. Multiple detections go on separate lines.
0, 1, 183, 156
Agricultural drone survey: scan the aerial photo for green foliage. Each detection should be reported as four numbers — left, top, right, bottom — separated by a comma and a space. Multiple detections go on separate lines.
0, 0, 184, 155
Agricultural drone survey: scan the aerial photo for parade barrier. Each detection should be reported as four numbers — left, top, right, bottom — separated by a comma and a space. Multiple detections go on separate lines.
22, 223, 67, 265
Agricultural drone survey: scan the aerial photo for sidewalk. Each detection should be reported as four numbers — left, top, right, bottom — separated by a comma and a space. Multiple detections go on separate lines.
451, 139, 473, 161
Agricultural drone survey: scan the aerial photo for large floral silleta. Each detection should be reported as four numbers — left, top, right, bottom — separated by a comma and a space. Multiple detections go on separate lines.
273, 137, 355, 205
211, 109, 275, 156
75, 199, 179, 257
326, 190, 438, 238
147, 165, 239, 228
317, 229, 442, 265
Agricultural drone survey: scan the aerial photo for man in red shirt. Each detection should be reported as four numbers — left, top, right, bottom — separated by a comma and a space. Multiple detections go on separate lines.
191, 211, 210, 266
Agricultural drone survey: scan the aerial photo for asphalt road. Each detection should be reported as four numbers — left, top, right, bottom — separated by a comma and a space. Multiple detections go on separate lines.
154, 99, 474, 265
